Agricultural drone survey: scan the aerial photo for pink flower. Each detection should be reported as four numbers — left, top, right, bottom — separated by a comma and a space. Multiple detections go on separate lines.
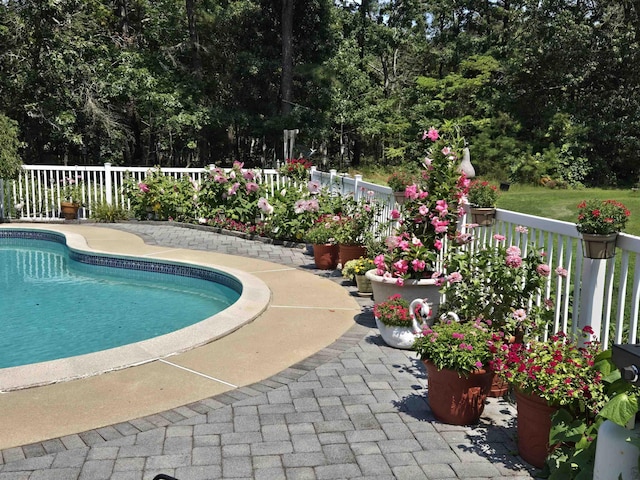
418, 205, 429, 216
257, 197, 273, 214
452, 332, 465, 340
214, 174, 227, 184
398, 240, 410, 252
434, 239, 443, 251
233, 161, 244, 169
475, 361, 483, 369
385, 235, 401, 249
512, 309, 527, 321
555, 266, 568, 277
227, 182, 240, 196
294, 200, 305, 214
404, 184, 419, 200
396, 277, 405, 286
390, 209, 401, 220
426, 127, 439, 141
411, 259, 426, 272
536, 264, 551, 276
245, 182, 260, 193
374, 254, 386, 269
393, 260, 409, 275
515, 225, 529, 234
493, 234, 505, 242
506, 255, 523, 268
242, 170, 255, 180
435, 200, 448, 214
441, 147, 451, 156
138, 183, 150, 193
506, 246, 521, 257
448, 272, 463, 283
307, 180, 321, 194
411, 236, 423, 246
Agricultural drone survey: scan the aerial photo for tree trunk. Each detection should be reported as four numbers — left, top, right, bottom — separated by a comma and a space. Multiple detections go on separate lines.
280, 0, 294, 117
185, 0, 202, 74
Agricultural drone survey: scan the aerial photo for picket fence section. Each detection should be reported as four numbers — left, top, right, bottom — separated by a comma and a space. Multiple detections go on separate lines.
1, 163, 638, 347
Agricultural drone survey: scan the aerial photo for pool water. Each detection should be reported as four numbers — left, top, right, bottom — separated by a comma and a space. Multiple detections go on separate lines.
0, 239, 240, 368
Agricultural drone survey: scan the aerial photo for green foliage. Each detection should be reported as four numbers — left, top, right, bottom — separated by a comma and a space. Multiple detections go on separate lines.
414, 318, 501, 374
545, 349, 639, 479
440, 240, 554, 338
0, 114, 22, 180
90, 202, 130, 223
123, 168, 195, 221
197, 162, 264, 224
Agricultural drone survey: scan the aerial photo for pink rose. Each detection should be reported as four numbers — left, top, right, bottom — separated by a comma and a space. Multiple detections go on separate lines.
506, 255, 523, 268
536, 264, 551, 276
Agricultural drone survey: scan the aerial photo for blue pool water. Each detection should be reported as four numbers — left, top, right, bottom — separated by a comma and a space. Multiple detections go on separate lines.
0, 236, 241, 368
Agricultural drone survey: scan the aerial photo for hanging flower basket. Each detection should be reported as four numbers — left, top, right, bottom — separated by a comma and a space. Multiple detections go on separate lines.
469, 207, 496, 226
581, 232, 618, 259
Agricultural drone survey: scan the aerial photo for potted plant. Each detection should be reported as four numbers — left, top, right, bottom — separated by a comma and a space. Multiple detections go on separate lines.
278, 158, 313, 183
440, 233, 556, 342
305, 215, 339, 270
342, 257, 376, 293
334, 195, 379, 264
490, 328, 608, 468
413, 317, 502, 425
367, 125, 470, 314
373, 294, 430, 349
466, 180, 499, 226
576, 199, 631, 259
59, 175, 85, 219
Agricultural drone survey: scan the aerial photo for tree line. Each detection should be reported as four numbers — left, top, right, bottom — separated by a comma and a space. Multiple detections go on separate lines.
1, 0, 639, 187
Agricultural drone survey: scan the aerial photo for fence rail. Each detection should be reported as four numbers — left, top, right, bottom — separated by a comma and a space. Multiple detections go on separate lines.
2, 163, 639, 347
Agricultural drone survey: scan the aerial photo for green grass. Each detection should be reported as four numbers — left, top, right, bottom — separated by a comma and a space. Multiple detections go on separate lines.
497, 185, 640, 237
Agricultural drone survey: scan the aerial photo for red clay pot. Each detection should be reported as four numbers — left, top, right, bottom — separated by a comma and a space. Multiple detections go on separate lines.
515, 390, 559, 468
338, 244, 367, 266
313, 243, 339, 270
423, 360, 493, 425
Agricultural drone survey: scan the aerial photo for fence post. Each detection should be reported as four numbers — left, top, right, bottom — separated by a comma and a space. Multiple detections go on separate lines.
577, 258, 606, 344
329, 169, 337, 196
104, 163, 113, 206
354, 174, 362, 200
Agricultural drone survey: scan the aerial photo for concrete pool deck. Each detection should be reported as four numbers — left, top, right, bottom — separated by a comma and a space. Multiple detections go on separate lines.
0, 224, 360, 449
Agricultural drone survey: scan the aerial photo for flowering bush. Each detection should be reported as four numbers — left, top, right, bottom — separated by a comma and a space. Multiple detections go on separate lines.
374, 234, 438, 284
278, 158, 312, 183
342, 257, 375, 280
467, 180, 499, 208
59, 175, 85, 204
260, 180, 335, 241
304, 214, 341, 245
334, 193, 381, 245
440, 233, 557, 338
490, 329, 608, 412
576, 199, 631, 235
123, 167, 195, 220
197, 161, 264, 224
372, 294, 416, 327
375, 125, 469, 284
413, 318, 503, 374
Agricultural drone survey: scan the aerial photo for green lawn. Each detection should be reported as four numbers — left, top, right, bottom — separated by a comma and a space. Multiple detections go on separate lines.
496, 185, 640, 237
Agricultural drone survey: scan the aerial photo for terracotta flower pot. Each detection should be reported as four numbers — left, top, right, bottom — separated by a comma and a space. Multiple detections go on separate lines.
514, 390, 559, 468
338, 244, 367, 266
313, 243, 339, 270
423, 360, 493, 425
60, 202, 80, 220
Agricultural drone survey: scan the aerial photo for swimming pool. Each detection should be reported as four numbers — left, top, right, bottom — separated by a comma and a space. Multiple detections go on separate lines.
0, 227, 270, 391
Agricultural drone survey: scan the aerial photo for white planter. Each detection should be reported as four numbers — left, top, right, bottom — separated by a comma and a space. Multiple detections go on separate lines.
375, 317, 417, 350
365, 269, 441, 319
